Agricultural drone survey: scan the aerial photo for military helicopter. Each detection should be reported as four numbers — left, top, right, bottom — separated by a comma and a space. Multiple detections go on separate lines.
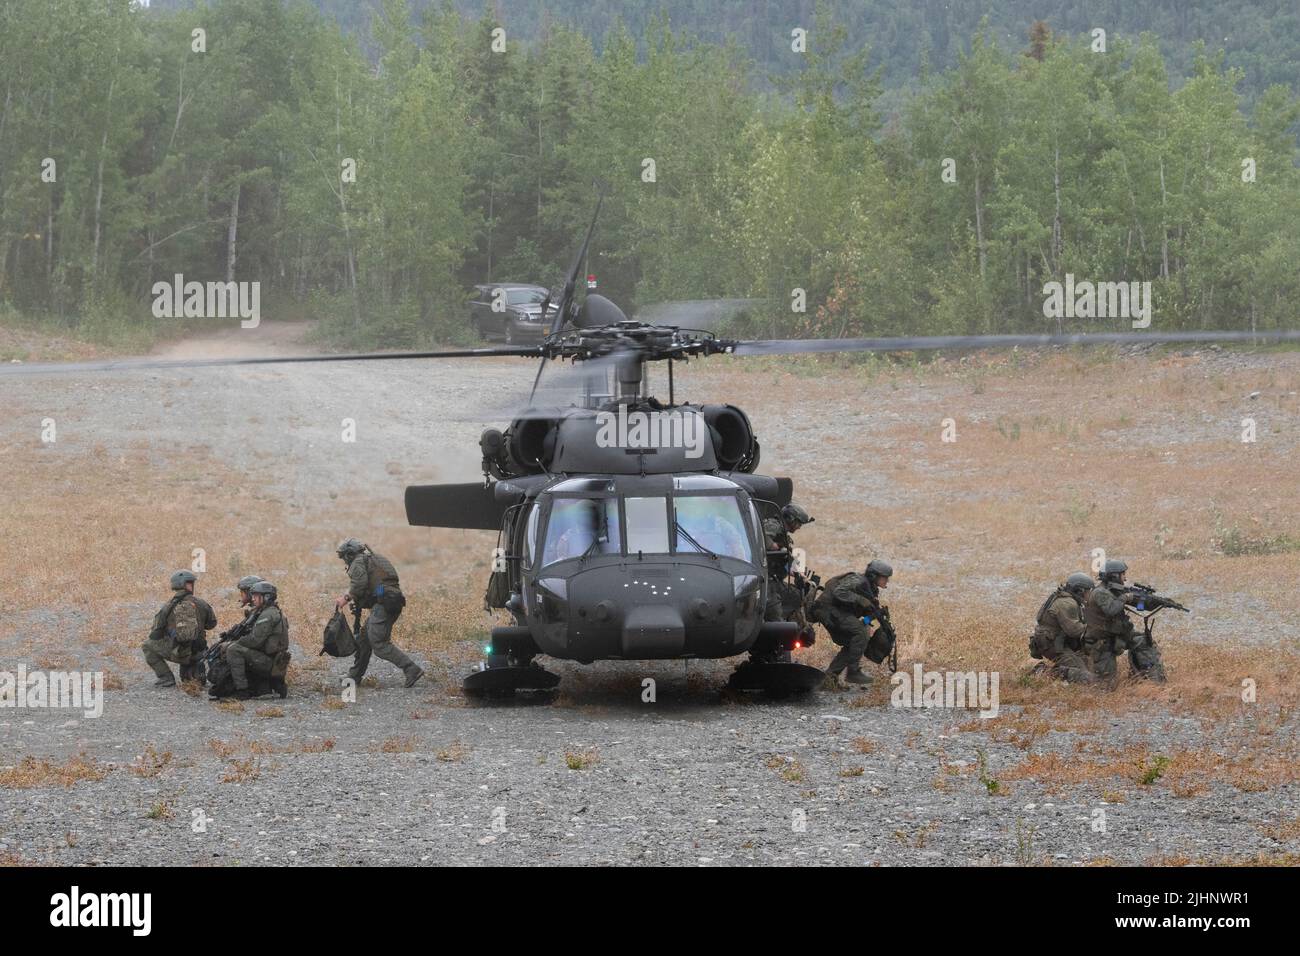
8, 195, 1300, 699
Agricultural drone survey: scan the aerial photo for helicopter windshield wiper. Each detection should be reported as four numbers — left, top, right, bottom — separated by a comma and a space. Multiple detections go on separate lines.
674, 522, 717, 560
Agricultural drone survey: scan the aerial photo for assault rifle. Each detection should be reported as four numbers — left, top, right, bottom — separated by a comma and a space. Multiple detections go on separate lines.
1122, 583, 1189, 664
1126, 582, 1191, 614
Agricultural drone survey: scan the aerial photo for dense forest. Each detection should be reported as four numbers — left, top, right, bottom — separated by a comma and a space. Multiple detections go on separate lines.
1, 0, 1297, 346
153, 0, 1300, 103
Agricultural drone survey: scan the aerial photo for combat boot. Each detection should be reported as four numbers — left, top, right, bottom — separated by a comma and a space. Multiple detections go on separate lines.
403, 665, 425, 688
270, 677, 288, 699
153, 674, 176, 688
845, 668, 874, 686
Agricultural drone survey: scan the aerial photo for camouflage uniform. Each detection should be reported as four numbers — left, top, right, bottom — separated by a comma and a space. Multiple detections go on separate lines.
817, 572, 880, 679
1081, 583, 1166, 682
347, 550, 419, 683
142, 590, 216, 684
227, 604, 289, 692
761, 516, 803, 623
1029, 588, 1095, 683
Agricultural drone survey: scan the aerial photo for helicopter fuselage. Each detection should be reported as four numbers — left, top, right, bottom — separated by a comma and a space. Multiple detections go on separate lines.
500, 473, 780, 663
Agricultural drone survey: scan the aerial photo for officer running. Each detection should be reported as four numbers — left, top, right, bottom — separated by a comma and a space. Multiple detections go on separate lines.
815, 558, 893, 686
335, 538, 424, 687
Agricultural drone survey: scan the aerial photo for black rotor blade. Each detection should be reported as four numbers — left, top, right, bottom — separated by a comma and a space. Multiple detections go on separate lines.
0, 345, 543, 377
529, 187, 606, 402
731, 329, 1300, 356
454, 352, 626, 422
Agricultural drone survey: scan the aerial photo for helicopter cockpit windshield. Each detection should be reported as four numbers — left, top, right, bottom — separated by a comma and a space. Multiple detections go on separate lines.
538, 478, 754, 567
672, 494, 750, 560
541, 496, 622, 565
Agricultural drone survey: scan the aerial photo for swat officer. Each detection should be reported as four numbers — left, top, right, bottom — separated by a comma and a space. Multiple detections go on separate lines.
216, 581, 290, 700
763, 503, 814, 624
1029, 572, 1095, 683
1082, 559, 1167, 684
815, 558, 893, 686
217, 575, 263, 643
335, 538, 424, 687
142, 570, 217, 687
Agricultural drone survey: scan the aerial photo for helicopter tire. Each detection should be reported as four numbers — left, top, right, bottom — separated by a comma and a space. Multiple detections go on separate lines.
726, 659, 823, 696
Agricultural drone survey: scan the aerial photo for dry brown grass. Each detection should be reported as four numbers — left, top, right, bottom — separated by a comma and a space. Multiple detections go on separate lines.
1002, 742, 1300, 795
765, 754, 806, 783
378, 735, 417, 753
436, 741, 470, 762
1260, 817, 1300, 842
255, 706, 285, 718
220, 757, 262, 784
565, 748, 599, 770
5, 346, 1297, 738
130, 744, 173, 778
0, 754, 109, 789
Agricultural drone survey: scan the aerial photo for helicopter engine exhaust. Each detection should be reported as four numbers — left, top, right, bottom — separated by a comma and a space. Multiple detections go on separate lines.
701, 404, 759, 472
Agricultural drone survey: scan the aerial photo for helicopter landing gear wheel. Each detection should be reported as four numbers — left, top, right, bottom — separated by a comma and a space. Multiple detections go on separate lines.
463, 661, 560, 698
463, 627, 559, 699
726, 659, 824, 696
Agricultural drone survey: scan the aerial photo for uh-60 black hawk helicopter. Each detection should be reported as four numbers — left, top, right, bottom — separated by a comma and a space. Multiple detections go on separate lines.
10, 194, 1299, 699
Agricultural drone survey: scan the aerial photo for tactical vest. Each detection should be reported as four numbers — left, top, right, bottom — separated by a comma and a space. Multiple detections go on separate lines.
357, 551, 402, 610
812, 572, 857, 620
1035, 588, 1070, 626
258, 606, 289, 656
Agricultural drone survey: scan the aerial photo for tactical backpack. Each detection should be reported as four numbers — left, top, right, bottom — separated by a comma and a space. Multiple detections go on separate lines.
320, 609, 357, 657
809, 572, 852, 633
205, 646, 234, 697
148, 593, 201, 652
170, 597, 202, 643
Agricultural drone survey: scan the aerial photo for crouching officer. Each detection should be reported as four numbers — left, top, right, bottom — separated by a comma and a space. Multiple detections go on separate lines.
216, 581, 290, 700
815, 559, 893, 686
215, 575, 263, 644
142, 570, 217, 687
335, 538, 423, 687
763, 503, 814, 624
1082, 559, 1167, 684
1029, 572, 1095, 683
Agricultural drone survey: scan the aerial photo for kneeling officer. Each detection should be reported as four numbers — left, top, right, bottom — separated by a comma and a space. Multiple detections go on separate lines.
216, 581, 290, 700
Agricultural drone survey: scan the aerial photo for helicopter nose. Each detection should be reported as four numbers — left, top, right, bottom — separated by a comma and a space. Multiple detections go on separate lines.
621, 605, 685, 658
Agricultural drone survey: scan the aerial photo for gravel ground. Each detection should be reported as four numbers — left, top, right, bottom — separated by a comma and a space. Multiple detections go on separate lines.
1, 325, 1296, 866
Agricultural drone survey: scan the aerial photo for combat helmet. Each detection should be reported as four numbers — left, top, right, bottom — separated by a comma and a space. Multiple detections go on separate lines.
781, 503, 814, 528
865, 558, 893, 580
1065, 571, 1095, 595
1099, 559, 1128, 584
249, 580, 278, 602
336, 537, 365, 561
170, 569, 197, 591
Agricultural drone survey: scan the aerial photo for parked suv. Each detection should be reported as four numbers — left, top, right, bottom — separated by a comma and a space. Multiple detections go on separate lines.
469, 283, 558, 343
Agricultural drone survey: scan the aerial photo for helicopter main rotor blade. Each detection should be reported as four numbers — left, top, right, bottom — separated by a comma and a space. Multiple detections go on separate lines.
0, 345, 544, 377
528, 187, 606, 403
730, 329, 1300, 356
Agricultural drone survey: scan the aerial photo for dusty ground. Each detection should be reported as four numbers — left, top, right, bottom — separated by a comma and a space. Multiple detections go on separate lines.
1, 322, 1298, 866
